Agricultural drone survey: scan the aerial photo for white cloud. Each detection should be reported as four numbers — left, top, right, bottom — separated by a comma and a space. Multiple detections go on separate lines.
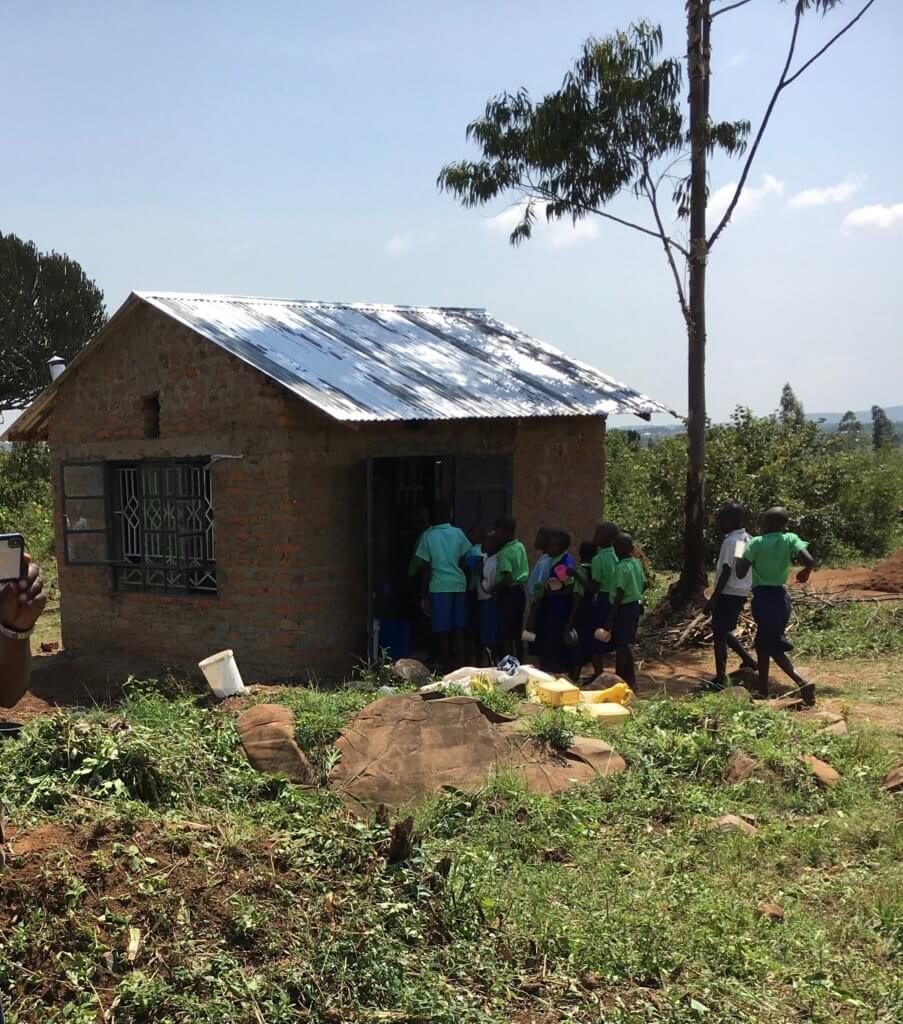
384, 233, 415, 255
842, 202, 903, 232
789, 177, 863, 208
708, 174, 784, 220
484, 200, 600, 250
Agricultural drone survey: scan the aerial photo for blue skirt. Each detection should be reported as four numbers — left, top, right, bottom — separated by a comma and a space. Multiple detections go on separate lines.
591, 594, 615, 654
478, 599, 497, 647
751, 586, 793, 657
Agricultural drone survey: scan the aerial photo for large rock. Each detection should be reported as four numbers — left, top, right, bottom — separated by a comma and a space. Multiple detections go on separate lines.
820, 719, 849, 737
725, 753, 758, 784
391, 658, 431, 687
330, 693, 626, 812
723, 686, 753, 703
881, 765, 903, 794
235, 704, 315, 785
800, 754, 840, 788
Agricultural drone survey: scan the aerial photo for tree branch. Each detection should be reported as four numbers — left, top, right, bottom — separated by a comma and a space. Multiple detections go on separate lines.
641, 164, 690, 321
711, 0, 754, 20
708, 0, 877, 249
783, 0, 878, 87
707, 5, 802, 248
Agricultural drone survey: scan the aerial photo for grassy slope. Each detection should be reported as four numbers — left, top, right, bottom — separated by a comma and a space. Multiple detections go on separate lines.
0, 674, 900, 1024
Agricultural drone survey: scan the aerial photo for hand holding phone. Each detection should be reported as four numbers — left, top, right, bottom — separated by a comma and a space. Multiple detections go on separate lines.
0, 535, 25, 584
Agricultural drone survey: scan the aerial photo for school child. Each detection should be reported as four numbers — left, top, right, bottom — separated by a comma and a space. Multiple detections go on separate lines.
494, 515, 529, 661
523, 526, 552, 640
704, 501, 757, 687
589, 521, 620, 677
736, 507, 816, 704
534, 529, 575, 673
415, 499, 472, 672
566, 540, 597, 682
476, 531, 500, 666
603, 531, 646, 687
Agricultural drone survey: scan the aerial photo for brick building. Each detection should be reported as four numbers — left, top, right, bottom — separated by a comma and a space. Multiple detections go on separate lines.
9, 292, 670, 680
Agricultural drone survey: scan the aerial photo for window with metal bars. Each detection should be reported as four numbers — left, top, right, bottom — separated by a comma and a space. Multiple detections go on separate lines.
107, 460, 216, 594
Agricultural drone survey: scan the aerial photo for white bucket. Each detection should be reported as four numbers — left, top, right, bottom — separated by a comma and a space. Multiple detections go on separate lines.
198, 649, 246, 699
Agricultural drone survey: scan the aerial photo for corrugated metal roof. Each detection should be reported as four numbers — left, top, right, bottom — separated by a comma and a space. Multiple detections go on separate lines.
137, 292, 674, 422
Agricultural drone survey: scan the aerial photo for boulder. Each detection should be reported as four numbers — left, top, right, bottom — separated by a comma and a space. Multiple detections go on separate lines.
723, 686, 753, 703
881, 765, 903, 794
391, 658, 431, 687
800, 754, 840, 787
757, 900, 785, 921
725, 753, 758, 784
708, 814, 757, 836
330, 693, 627, 812
235, 704, 315, 785
819, 719, 849, 737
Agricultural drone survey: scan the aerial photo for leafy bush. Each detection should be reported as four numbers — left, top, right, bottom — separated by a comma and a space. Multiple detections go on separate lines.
0, 442, 54, 558
606, 409, 903, 567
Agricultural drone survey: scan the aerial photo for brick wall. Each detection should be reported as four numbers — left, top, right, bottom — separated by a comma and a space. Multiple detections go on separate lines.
47, 299, 606, 681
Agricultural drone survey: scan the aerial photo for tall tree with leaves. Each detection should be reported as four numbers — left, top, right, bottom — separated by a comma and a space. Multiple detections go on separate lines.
439, 1, 877, 606
871, 405, 895, 450
779, 383, 806, 428
838, 410, 862, 434
0, 232, 106, 409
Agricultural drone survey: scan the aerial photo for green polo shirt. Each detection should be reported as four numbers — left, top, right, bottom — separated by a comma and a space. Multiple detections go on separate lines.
573, 562, 592, 598
414, 523, 471, 593
610, 556, 645, 604
742, 532, 808, 588
591, 546, 618, 596
496, 539, 529, 585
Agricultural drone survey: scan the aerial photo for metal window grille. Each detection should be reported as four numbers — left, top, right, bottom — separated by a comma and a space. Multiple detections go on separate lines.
110, 460, 216, 594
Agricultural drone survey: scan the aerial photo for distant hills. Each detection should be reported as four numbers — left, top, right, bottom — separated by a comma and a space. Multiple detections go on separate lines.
807, 406, 903, 427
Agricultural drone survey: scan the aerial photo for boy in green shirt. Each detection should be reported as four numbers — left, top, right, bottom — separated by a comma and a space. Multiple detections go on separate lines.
736, 507, 816, 704
415, 500, 472, 672
602, 532, 645, 687
494, 515, 529, 660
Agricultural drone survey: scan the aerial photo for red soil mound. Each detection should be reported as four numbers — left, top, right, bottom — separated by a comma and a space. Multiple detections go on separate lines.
862, 549, 903, 594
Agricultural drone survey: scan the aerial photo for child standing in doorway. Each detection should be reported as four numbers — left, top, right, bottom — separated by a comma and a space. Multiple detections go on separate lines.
415, 500, 472, 673
704, 502, 757, 686
736, 507, 816, 704
603, 531, 645, 687
494, 515, 529, 661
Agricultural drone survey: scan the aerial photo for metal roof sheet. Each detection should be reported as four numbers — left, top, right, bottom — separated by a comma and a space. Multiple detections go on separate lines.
137, 292, 674, 422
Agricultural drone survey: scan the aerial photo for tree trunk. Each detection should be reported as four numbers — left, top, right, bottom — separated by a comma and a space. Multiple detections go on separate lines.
673, 0, 711, 609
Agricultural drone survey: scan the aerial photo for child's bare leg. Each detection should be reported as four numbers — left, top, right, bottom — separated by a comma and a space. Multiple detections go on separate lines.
452, 628, 466, 670
755, 648, 770, 699
770, 652, 815, 705
615, 646, 635, 687
437, 632, 451, 674
713, 631, 729, 684
726, 632, 757, 669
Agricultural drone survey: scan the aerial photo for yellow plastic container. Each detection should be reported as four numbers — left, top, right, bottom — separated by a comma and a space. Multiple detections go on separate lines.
580, 682, 635, 706
533, 678, 581, 707
576, 702, 632, 727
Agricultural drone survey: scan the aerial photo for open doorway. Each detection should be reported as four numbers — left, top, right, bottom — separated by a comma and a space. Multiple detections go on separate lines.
366, 453, 511, 661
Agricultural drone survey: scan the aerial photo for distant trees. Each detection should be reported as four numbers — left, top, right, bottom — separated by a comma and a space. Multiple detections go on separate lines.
871, 405, 896, 450
838, 410, 862, 434
779, 383, 806, 429
0, 232, 106, 409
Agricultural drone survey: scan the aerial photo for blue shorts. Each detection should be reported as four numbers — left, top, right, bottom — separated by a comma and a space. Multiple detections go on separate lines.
431, 592, 467, 633
591, 594, 615, 654
612, 601, 641, 649
751, 586, 793, 657
711, 593, 746, 634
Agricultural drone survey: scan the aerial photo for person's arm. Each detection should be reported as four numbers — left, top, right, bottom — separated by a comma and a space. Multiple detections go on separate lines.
419, 563, 431, 616
795, 546, 815, 583
735, 557, 751, 580
0, 555, 47, 708
704, 564, 732, 614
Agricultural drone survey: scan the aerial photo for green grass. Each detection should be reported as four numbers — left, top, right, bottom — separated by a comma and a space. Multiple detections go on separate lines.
0, 685, 900, 1023
792, 601, 903, 659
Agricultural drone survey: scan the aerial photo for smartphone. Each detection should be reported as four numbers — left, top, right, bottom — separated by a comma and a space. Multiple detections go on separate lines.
0, 534, 25, 584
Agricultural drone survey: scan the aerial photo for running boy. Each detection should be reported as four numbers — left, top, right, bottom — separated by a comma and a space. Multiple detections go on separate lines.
494, 515, 529, 660
704, 501, 757, 686
603, 531, 645, 687
736, 507, 816, 704
415, 500, 472, 672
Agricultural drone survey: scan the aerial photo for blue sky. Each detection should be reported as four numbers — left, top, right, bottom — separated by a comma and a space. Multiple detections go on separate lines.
4, 0, 901, 423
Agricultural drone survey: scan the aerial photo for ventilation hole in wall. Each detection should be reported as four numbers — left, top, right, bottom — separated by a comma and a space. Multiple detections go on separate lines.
142, 394, 160, 439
